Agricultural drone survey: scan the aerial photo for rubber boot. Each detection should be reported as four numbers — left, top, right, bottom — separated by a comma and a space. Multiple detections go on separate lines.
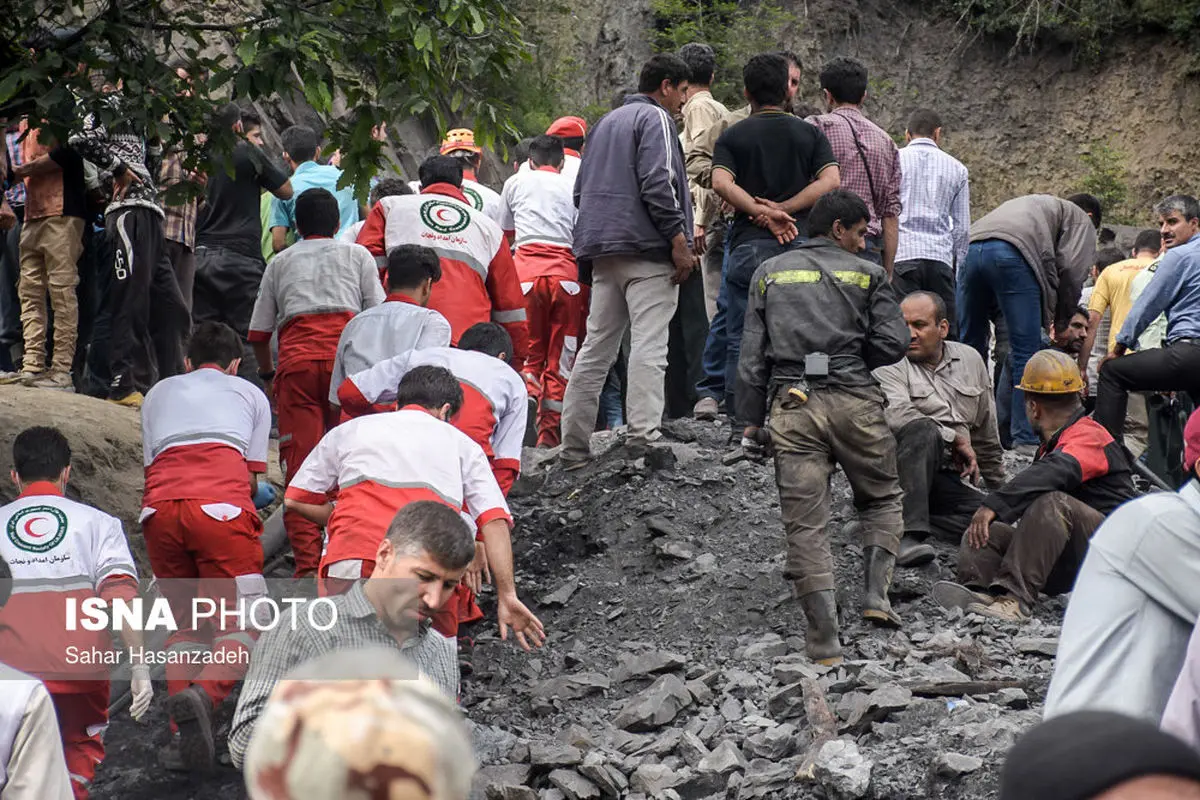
798, 589, 843, 665
863, 546, 903, 628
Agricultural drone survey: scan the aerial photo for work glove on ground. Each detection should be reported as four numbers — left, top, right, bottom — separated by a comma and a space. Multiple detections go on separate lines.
130, 665, 153, 721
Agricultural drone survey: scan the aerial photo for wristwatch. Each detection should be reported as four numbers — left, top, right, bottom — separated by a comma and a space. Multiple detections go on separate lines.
258, 369, 276, 381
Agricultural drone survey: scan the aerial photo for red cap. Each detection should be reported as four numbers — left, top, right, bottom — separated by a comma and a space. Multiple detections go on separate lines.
546, 116, 587, 139
1186, 408, 1200, 473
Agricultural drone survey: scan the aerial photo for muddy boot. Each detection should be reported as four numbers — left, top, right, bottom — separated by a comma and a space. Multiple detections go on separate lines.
863, 546, 902, 628
166, 685, 216, 771
799, 589, 843, 665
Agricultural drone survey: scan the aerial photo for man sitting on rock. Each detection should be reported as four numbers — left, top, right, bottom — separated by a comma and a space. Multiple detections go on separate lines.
934, 350, 1137, 622
872, 291, 1004, 567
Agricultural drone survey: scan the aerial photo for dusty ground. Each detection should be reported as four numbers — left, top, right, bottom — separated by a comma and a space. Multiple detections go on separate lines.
86, 417, 1057, 800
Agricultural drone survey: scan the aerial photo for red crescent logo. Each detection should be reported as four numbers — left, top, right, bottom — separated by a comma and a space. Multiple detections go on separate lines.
23, 517, 47, 538
435, 208, 455, 223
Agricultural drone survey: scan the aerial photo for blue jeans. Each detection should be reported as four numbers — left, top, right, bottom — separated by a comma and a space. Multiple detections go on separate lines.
958, 239, 1043, 446
724, 238, 803, 423
696, 233, 733, 402
0, 207, 23, 371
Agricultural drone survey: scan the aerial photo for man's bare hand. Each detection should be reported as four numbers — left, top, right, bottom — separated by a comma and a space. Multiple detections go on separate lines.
671, 239, 698, 285
751, 206, 798, 244
463, 541, 491, 593
966, 506, 996, 550
113, 169, 141, 201
952, 434, 980, 484
693, 225, 707, 257
498, 592, 545, 651
0, 201, 15, 232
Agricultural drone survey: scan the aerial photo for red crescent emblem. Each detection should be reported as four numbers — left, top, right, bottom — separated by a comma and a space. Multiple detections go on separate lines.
23, 517, 47, 538
435, 208, 454, 223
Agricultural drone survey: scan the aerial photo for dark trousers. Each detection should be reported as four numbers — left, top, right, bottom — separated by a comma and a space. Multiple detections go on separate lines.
697, 232, 733, 403
1095, 341, 1200, 440
193, 245, 268, 389
0, 206, 23, 370
73, 221, 105, 383
893, 259, 957, 339
164, 238, 196, 312
665, 267, 708, 418
957, 491, 1105, 607
104, 207, 188, 397
895, 418, 984, 543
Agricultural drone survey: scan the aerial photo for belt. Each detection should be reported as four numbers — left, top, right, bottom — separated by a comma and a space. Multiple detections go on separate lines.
1168, 338, 1200, 346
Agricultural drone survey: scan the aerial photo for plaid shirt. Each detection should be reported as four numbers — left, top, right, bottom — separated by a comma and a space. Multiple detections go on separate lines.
808, 107, 901, 237
895, 138, 970, 268
226, 582, 458, 768
4, 129, 26, 208
159, 152, 198, 248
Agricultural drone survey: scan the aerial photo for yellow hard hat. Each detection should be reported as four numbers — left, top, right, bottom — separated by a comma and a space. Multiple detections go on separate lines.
440, 128, 481, 155
1018, 349, 1084, 394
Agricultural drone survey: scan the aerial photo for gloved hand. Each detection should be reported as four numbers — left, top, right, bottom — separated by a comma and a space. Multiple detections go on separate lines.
741, 427, 773, 464
130, 665, 153, 722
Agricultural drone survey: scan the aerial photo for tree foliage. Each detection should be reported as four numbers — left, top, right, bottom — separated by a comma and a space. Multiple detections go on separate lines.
0, 0, 533, 195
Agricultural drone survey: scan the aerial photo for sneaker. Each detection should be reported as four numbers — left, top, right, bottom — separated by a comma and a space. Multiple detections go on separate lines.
0, 370, 39, 386
29, 371, 73, 391
693, 396, 719, 421
965, 594, 1030, 622
165, 686, 216, 771
560, 452, 591, 472
932, 581, 994, 613
109, 391, 145, 409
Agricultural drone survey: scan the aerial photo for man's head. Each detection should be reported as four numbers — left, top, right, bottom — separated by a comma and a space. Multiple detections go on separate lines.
386, 244, 441, 305
370, 501, 477, 626
395, 365, 463, 421
819, 56, 868, 108
808, 190, 871, 254
1051, 306, 1090, 356
458, 322, 513, 366
775, 50, 803, 106
1093, 247, 1126, 280
545, 117, 587, 154
186, 321, 243, 374
901, 292, 949, 364
368, 177, 411, 209
1154, 194, 1200, 250
439, 128, 482, 172
678, 42, 717, 90
1017, 350, 1084, 440
743, 53, 789, 110
510, 136, 535, 170
528, 134, 565, 170
294, 188, 340, 239
905, 107, 942, 145
1067, 193, 1103, 230
1133, 228, 1163, 258
280, 124, 321, 170
637, 54, 691, 116
11, 426, 71, 489
241, 108, 264, 146
418, 155, 464, 190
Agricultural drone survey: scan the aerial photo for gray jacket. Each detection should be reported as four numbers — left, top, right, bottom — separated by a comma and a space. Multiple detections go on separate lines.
969, 194, 1096, 330
737, 239, 908, 427
573, 94, 693, 264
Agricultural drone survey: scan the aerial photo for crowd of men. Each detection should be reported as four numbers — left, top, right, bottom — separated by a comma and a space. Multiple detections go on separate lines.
4, 38, 1200, 800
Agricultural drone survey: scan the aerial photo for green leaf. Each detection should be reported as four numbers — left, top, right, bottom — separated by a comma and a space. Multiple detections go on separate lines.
414, 24, 432, 50
236, 36, 258, 66
0, 71, 22, 107
469, 7, 485, 33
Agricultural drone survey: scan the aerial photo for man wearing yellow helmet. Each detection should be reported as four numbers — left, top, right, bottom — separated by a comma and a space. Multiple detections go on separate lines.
933, 349, 1137, 622
438, 129, 503, 225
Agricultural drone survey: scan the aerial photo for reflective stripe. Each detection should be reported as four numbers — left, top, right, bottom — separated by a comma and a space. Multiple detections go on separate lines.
278, 433, 293, 445
541, 398, 564, 412
70, 773, 92, 788
11, 577, 96, 594
760, 270, 820, 293
337, 476, 459, 508
427, 246, 489, 283
491, 308, 527, 323
831, 270, 871, 289
214, 631, 257, 650
515, 234, 574, 249
166, 641, 211, 653
150, 430, 249, 461
95, 563, 137, 583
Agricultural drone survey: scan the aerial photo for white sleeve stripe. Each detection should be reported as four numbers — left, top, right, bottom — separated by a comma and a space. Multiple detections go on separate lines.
657, 108, 682, 213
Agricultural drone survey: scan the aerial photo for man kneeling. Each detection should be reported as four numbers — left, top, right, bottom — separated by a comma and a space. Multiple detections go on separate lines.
934, 350, 1137, 622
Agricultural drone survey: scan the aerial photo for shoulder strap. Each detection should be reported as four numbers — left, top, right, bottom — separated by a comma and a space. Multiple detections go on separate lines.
836, 113, 878, 213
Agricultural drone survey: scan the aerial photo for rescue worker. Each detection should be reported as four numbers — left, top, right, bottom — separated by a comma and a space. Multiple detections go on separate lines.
934, 350, 1137, 623
437, 128, 503, 224
0, 427, 151, 799
328, 244, 451, 414
499, 134, 582, 447
248, 188, 385, 577
139, 321, 272, 771
357, 156, 529, 362
336, 177, 412, 245
517, 117, 587, 182
737, 189, 909, 666
284, 365, 544, 649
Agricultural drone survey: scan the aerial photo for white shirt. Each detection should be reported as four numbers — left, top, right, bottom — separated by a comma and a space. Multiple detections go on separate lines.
896, 138, 970, 269
329, 299, 453, 404
499, 166, 578, 249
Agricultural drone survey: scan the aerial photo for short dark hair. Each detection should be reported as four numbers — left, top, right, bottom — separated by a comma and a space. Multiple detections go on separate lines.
819, 56, 868, 105
241, 107, 262, 129
187, 321, 242, 367
1095, 247, 1126, 274
418, 156, 463, 189
1067, 193, 1103, 229
774, 49, 802, 71
387, 244, 442, 291
1154, 194, 1200, 222
902, 290, 947, 323
611, 86, 636, 111
384, 501, 476, 571
458, 322, 513, 365
560, 136, 585, 152
1073, 304, 1090, 320
678, 42, 717, 86
280, 124, 320, 163
529, 134, 564, 168
213, 103, 242, 133
637, 54, 690, 94
395, 365, 463, 417
13, 426, 70, 482
294, 188, 340, 238
807, 189, 871, 238
511, 137, 535, 166
907, 108, 942, 138
792, 103, 821, 119
1098, 227, 1117, 246
369, 178, 411, 208
743, 54, 789, 108
1133, 229, 1163, 253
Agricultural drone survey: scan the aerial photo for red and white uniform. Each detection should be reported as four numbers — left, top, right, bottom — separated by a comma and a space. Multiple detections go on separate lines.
141, 366, 272, 704
407, 174, 503, 226
0, 485, 138, 799
329, 294, 452, 406
248, 236, 385, 576
357, 184, 529, 361
285, 407, 510, 579
337, 347, 527, 495
499, 164, 584, 447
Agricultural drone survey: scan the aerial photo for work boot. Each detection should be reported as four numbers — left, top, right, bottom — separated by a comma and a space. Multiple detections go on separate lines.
693, 396, 719, 421
896, 535, 936, 567
29, 371, 73, 391
862, 546, 902, 628
798, 589, 843, 665
166, 685, 216, 771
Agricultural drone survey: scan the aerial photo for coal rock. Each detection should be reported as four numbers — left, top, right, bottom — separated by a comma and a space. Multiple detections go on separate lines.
530, 742, 584, 769
812, 739, 873, 799
936, 752, 984, 778
540, 577, 581, 607
630, 763, 684, 795
719, 696, 744, 722
485, 787, 538, 800
614, 674, 695, 731
685, 679, 714, 705
579, 753, 628, 799
548, 769, 602, 800
698, 740, 749, 774
993, 688, 1030, 709
474, 724, 522, 764
533, 673, 612, 701
478, 764, 534, 800
766, 681, 805, 720
1014, 637, 1059, 657
677, 731, 710, 767
611, 651, 688, 683
744, 723, 797, 760
742, 633, 788, 660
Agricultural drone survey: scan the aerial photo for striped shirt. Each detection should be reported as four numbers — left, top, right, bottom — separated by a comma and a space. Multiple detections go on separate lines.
159, 152, 198, 249
4, 130, 24, 208
896, 138, 970, 268
807, 107, 901, 237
